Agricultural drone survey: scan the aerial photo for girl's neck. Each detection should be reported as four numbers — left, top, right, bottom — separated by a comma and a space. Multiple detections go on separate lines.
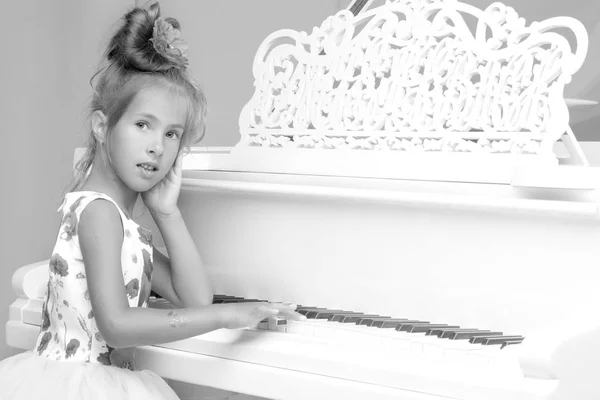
80, 170, 139, 219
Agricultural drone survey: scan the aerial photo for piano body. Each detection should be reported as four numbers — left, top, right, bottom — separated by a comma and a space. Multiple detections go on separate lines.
7, 0, 600, 399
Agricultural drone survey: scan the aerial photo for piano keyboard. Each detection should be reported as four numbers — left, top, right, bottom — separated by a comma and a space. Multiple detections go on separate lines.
149, 294, 525, 368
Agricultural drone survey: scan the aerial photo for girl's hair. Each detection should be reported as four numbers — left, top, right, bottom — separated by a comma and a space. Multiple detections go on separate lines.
66, 1, 207, 193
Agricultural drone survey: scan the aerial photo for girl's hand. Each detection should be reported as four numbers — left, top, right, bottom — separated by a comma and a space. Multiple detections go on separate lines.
142, 152, 184, 218
217, 302, 306, 330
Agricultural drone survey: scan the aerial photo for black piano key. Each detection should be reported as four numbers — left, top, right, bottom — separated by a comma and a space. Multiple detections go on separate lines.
338, 314, 387, 323
410, 324, 460, 333
213, 296, 242, 304
372, 319, 411, 329
316, 310, 356, 319
482, 336, 525, 346
441, 330, 489, 339
395, 322, 434, 332
300, 310, 321, 318
430, 328, 480, 338
296, 307, 327, 315
213, 295, 271, 304
469, 335, 523, 344
305, 309, 347, 319
296, 307, 333, 317
327, 312, 367, 322
212, 295, 236, 303
356, 317, 391, 326
449, 331, 502, 340
296, 306, 324, 311
221, 298, 266, 303
501, 340, 525, 349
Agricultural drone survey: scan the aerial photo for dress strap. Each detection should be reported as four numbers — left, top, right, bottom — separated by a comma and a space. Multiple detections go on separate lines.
63, 191, 131, 230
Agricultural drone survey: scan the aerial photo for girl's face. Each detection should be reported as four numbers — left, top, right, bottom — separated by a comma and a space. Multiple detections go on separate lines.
107, 86, 187, 192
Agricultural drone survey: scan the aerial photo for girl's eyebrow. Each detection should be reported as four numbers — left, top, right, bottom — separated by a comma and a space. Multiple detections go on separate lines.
136, 113, 184, 130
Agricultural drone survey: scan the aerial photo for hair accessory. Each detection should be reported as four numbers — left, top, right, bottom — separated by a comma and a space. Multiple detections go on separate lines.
150, 17, 189, 69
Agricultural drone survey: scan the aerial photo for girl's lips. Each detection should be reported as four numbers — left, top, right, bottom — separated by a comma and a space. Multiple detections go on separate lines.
137, 162, 159, 171
137, 164, 157, 179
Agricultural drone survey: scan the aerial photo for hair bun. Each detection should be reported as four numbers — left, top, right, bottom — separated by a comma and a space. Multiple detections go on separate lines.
106, 1, 188, 72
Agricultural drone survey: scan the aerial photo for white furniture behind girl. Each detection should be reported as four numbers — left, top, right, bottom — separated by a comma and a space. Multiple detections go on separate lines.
7, 1, 600, 399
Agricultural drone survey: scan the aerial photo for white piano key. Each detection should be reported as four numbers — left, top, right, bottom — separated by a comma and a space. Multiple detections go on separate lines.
386, 329, 449, 356
293, 318, 447, 358
258, 314, 515, 373
267, 316, 286, 332
382, 335, 412, 353
258, 320, 269, 330
421, 342, 446, 358
286, 320, 315, 336
276, 326, 287, 333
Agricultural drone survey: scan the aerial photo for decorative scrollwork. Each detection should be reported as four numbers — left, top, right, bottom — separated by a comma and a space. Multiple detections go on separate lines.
239, 0, 587, 154
246, 133, 541, 154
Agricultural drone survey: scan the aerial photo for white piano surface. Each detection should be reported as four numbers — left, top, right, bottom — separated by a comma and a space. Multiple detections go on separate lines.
8, 141, 600, 399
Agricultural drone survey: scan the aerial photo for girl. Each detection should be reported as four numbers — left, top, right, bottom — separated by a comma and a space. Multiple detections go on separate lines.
0, 2, 304, 399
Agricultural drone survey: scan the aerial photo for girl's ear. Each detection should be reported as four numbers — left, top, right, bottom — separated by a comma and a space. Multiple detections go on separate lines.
91, 111, 108, 143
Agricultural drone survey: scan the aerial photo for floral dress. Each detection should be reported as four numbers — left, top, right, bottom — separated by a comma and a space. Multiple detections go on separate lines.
0, 191, 180, 400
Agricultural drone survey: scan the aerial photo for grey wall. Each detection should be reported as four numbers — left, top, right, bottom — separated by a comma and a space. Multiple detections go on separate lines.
0, 0, 136, 361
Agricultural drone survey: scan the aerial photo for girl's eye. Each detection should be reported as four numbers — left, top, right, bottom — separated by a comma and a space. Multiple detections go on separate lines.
136, 122, 149, 130
166, 131, 181, 140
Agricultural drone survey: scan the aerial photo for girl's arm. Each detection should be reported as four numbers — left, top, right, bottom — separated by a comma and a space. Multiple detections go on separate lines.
79, 199, 301, 349
141, 152, 212, 307
150, 209, 213, 307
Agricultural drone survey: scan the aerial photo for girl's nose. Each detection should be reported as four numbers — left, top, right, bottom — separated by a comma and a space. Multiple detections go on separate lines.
147, 140, 164, 157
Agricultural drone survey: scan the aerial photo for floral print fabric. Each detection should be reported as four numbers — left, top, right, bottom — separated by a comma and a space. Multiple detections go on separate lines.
34, 191, 154, 370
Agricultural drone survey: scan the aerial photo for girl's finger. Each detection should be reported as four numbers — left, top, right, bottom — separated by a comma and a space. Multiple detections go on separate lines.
173, 152, 184, 176
257, 305, 279, 316
265, 303, 305, 321
269, 303, 297, 311
280, 310, 306, 321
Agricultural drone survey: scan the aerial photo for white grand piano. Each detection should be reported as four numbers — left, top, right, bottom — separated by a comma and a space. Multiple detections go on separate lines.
7, 0, 600, 399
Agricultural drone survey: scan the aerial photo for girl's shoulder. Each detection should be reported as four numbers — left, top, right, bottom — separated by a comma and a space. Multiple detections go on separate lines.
58, 191, 122, 218
59, 191, 152, 240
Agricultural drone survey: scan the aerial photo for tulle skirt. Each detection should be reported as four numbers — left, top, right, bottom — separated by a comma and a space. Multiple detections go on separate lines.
0, 350, 179, 400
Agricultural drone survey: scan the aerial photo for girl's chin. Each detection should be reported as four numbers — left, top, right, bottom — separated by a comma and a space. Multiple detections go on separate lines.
123, 178, 158, 193
117, 169, 165, 193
